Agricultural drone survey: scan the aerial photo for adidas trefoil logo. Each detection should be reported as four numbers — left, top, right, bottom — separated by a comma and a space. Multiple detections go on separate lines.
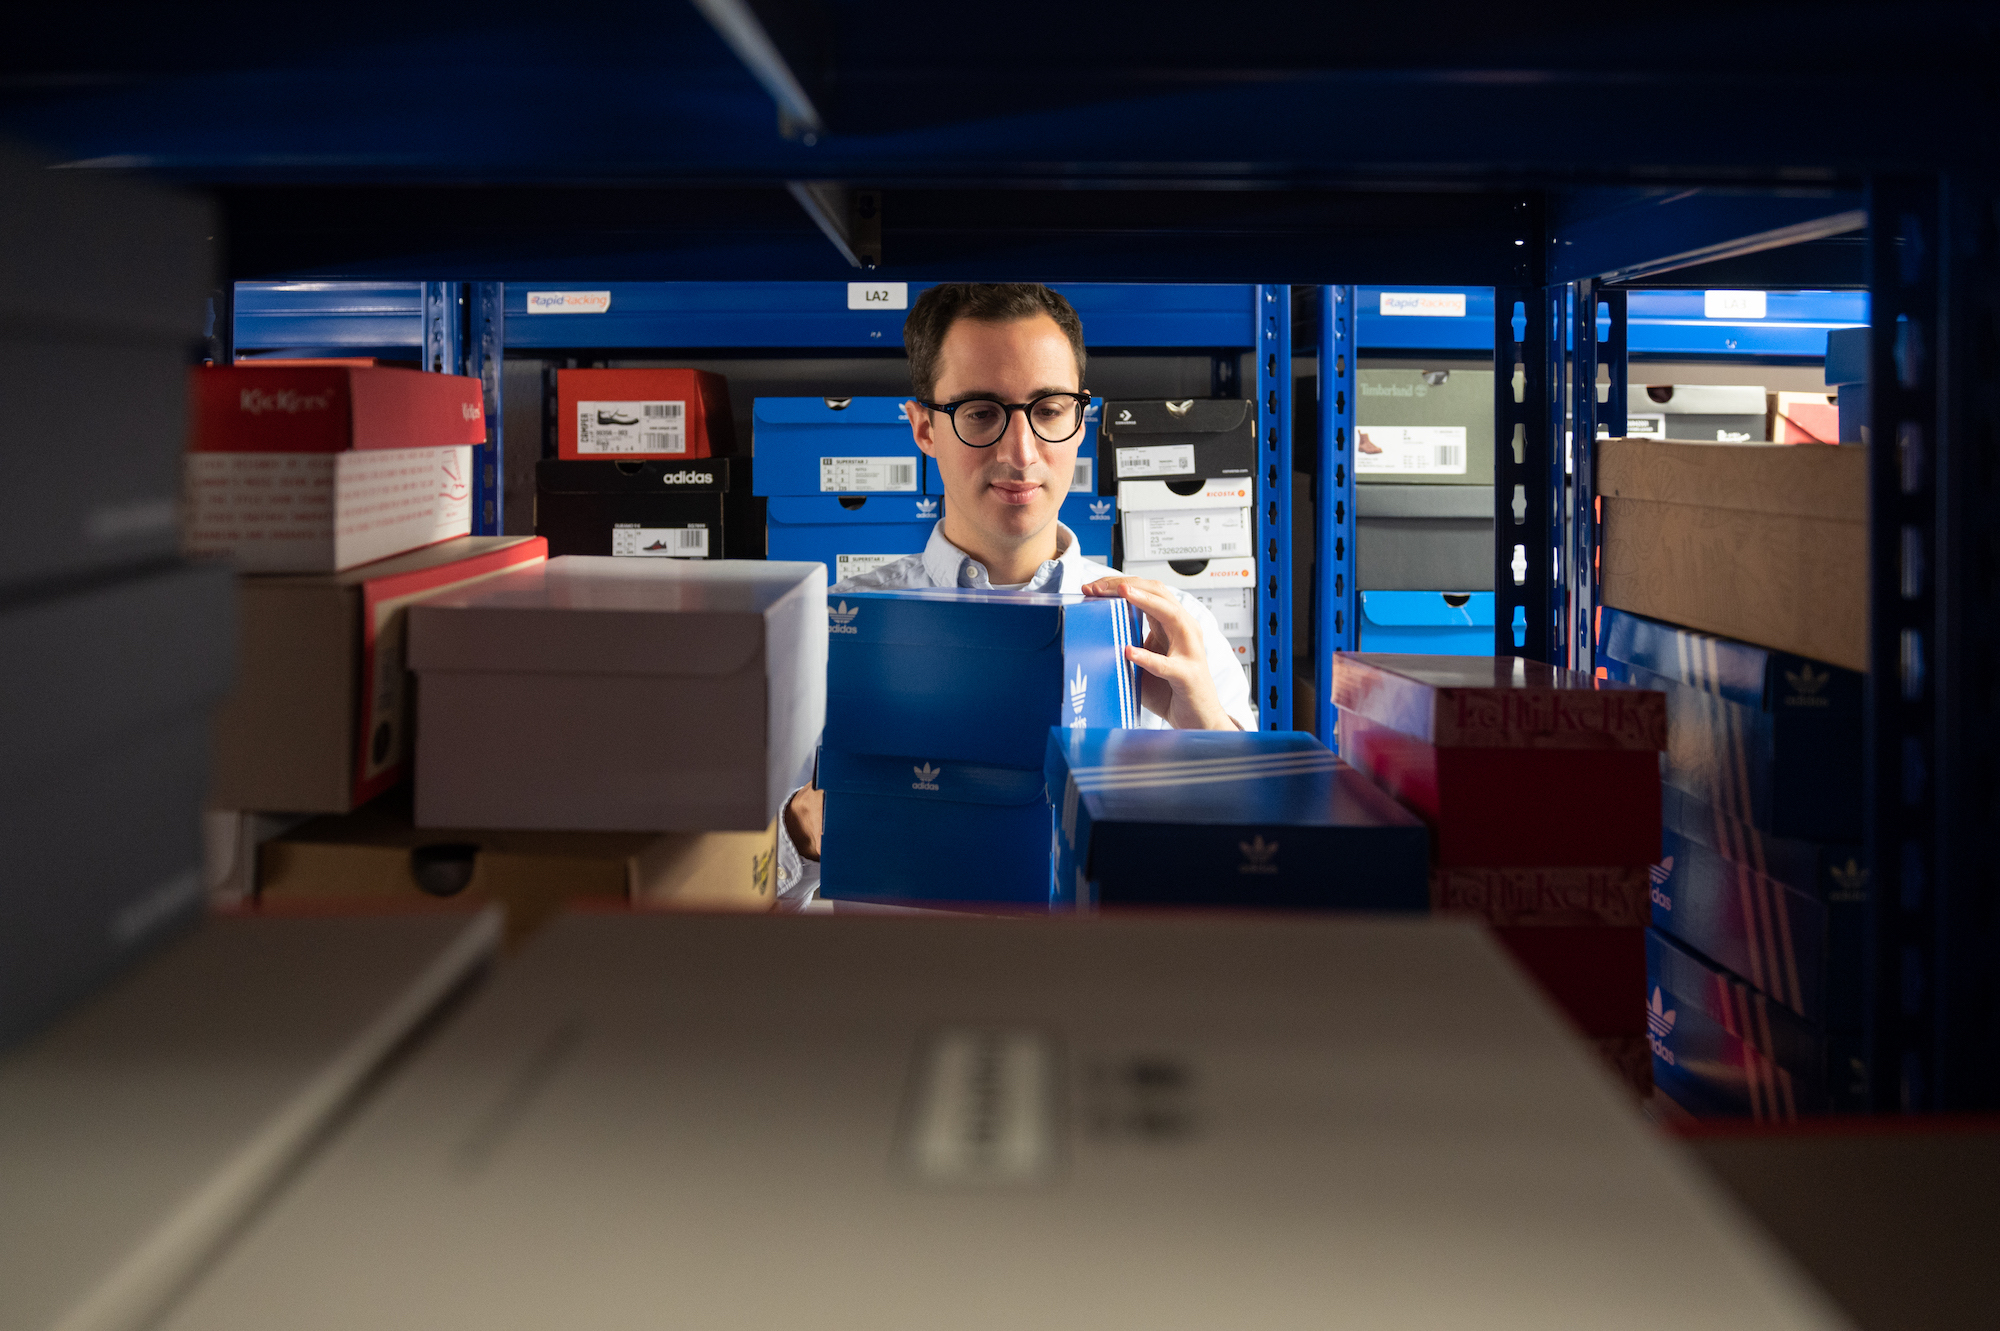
1069, 666, 1089, 720
1648, 856, 1674, 910
828, 601, 860, 634
1088, 499, 1112, 519
1646, 987, 1678, 1065
1784, 662, 1831, 707
916, 498, 939, 516
1829, 858, 1870, 898
1237, 835, 1279, 875
911, 763, 941, 791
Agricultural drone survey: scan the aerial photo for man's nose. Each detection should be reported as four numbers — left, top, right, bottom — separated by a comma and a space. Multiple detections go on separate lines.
998, 406, 1039, 469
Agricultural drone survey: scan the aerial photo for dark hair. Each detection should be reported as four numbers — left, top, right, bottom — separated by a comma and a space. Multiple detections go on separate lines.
903, 283, 1087, 401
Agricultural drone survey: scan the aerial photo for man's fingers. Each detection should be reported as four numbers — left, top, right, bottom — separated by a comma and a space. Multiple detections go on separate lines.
1113, 580, 1204, 657
1126, 643, 1187, 681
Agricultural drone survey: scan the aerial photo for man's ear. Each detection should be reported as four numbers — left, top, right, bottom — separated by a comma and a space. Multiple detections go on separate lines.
906, 399, 939, 459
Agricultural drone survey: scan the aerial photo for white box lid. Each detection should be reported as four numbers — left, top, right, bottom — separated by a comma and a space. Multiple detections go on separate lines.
1627, 384, 1768, 415
1116, 477, 1255, 512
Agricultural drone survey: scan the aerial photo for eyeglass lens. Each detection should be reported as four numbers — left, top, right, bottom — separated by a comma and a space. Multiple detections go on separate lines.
950, 394, 1084, 447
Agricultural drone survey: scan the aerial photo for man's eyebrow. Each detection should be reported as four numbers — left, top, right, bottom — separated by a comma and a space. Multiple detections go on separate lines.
939, 386, 1077, 401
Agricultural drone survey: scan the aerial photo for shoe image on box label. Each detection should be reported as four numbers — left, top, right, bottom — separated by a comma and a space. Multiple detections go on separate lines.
611, 524, 709, 557
1355, 426, 1467, 476
577, 401, 685, 454
820, 457, 918, 492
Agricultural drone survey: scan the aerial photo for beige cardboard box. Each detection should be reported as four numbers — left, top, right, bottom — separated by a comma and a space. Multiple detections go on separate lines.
1597, 438, 1865, 671
259, 801, 776, 946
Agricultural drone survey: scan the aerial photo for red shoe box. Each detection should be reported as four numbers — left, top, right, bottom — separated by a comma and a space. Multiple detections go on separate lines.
1432, 864, 1650, 926
1493, 925, 1646, 1038
191, 365, 486, 453
556, 369, 735, 460
1333, 654, 1666, 866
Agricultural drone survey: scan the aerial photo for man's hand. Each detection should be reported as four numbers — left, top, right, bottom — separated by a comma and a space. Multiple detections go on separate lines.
784, 781, 823, 861
1081, 576, 1240, 730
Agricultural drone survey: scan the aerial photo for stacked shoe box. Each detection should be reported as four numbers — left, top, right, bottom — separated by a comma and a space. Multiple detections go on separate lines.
0, 147, 237, 1049
1056, 399, 1113, 560
1355, 368, 1495, 657
1600, 607, 1868, 1119
754, 396, 935, 583
819, 590, 1141, 906
1621, 384, 1769, 443
1101, 399, 1257, 686
536, 369, 753, 559
1333, 654, 1667, 1085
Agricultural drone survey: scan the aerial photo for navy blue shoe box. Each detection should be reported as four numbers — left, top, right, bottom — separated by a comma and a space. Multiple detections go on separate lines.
1647, 929, 1830, 1121
819, 589, 1141, 906
1046, 728, 1430, 910
752, 397, 933, 581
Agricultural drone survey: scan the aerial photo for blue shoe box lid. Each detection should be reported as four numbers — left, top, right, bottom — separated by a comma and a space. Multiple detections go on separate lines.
826, 590, 1141, 770
751, 397, 930, 496
767, 494, 940, 585
1045, 727, 1431, 910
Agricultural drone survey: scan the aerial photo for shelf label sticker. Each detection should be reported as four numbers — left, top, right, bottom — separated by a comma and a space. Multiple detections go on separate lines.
577, 401, 685, 454
1380, 291, 1467, 318
526, 291, 612, 314
1124, 509, 1253, 562
1355, 425, 1468, 475
899, 1029, 1058, 1186
1113, 443, 1196, 479
1703, 290, 1768, 320
835, 553, 906, 580
611, 524, 709, 557
820, 456, 918, 491
848, 282, 909, 311
1069, 457, 1094, 492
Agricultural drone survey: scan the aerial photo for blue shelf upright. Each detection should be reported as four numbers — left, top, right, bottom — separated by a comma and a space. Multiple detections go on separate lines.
1313, 285, 1358, 743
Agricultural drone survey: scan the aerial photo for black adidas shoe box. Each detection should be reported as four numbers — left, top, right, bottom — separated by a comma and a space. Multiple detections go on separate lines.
1097, 399, 1255, 494
535, 459, 764, 559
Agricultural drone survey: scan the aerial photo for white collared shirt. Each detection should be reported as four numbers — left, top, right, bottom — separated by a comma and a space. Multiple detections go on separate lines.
776, 520, 1255, 901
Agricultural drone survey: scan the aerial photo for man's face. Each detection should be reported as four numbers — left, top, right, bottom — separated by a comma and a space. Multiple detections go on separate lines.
909, 314, 1080, 553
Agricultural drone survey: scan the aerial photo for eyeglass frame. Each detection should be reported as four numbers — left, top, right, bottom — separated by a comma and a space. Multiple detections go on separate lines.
916, 390, 1095, 449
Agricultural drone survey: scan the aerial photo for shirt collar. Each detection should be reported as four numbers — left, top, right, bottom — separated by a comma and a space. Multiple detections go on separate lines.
920, 520, 1085, 593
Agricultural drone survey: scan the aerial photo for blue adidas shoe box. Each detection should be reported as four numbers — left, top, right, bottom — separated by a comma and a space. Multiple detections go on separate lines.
1600, 608, 1862, 841
1060, 491, 1117, 560
1045, 728, 1430, 910
751, 397, 930, 497
767, 494, 941, 585
1357, 591, 1494, 655
1646, 928, 1827, 1120
825, 589, 1142, 770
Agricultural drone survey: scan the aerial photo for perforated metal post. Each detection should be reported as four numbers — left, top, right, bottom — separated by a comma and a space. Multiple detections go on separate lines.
420, 281, 460, 376
1315, 285, 1358, 744
466, 283, 505, 536
1493, 285, 1556, 661
1253, 285, 1294, 730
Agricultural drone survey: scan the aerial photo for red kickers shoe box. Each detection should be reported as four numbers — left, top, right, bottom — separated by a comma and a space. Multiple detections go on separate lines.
556, 369, 735, 460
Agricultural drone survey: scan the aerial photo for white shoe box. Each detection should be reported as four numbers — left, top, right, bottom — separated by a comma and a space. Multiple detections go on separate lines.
408, 556, 827, 832
1122, 556, 1256, 588
1117, 478, 1255, 564
1188, 586, 1254, 637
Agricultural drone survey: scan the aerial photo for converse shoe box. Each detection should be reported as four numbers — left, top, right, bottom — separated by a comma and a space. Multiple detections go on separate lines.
208, 536, 547, 814
1356, 368, 1494, 486
768, 494, 941, 584
407, 557, 826, 832
0, 911, 499, 1331
555, 368, 734, 460
751, 396, 928, 496
1097, 398, 1254, 492
1622, 384, 1769, 444
1118, 478, 1254, 564
2, 561, 237, 1050
1356, 485, 1494, 590
534, 458, 753, 560
145, 911, 1852, 1331
1047, 728, 1428, 910
0, 147, 212, 594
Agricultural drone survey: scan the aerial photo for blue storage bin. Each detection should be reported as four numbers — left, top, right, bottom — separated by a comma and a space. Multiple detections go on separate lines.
766, 494, 940, 585
1357, 590, 1494, 655
751, 397, 929, 496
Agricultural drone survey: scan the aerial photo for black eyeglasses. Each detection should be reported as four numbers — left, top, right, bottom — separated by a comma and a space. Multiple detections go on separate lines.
918, 391, 1093, 449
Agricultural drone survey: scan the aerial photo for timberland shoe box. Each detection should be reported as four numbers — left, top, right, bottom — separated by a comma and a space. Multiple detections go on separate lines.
1599, 607, 1862, 841
1122, 556, 1255, 589
1332, 654, 1666, 867
1096, 398, 1254, 492
825, 589, 1141, 772
259, 802, 776, 947
1647, 927, 1827, 1120
767, 494, 942, 584
534, 459, 729, 560
1117, 478, 1254, 564
1597, 438, 1865, 671
1622, 384, 1768, 444
408, 557, 827, 832
556, 368, 734, 460
1355, 368, 1494, 486
209, 536, 548, 814
1045, 728, 1428, 910
1, 560, 237, 1049
1356, 485, 1493, 590
751, 396, 927, 496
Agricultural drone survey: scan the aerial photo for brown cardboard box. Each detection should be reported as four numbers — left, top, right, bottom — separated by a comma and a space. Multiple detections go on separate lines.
1596, 439, 1865, 672
258, 801, 776, 946
209, 536, 546, 813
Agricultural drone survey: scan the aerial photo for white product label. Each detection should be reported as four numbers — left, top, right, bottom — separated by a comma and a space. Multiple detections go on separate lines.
1189, 588, 1255, 637
1704, 289, 1767, 320
1355, 425, 1468, 475
820, 456, 918, 492
578, 400, 685, 455
900, 1029, 1057, 1186
1069, 456, 1093, 492
835, 553, 904, 580
526, 290, 612, 313
611, 524, 709, 557
847, 282, 909, 310
1114, 443, 1196, 479
1125, 508, 1253, 562
1380, 291, 1467, 318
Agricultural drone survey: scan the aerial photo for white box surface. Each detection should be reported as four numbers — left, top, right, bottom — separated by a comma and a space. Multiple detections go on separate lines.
1122, 556, 1256, 588
407, 556, 827, 832
1121, 505, 1254, 562
155, 913, 1849, 1331
185, 445, 473, 573
1190, 586, 1254, 636
1115, 477, 1254, 512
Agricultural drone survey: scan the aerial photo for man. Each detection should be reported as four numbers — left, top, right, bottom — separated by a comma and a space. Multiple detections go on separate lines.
777, 282, 1253, 900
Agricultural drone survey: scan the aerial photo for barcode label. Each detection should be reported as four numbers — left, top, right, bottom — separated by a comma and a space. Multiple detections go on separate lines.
1114, 444, 1196, 479
1070, 457, 1094, 492
1188, 587, 1255, 636
819, 456, 920, 492
835, 553, 906, 580
610, 523, 710, 558
578, 400, 688, 455
1123, 508, 1253, 562
1354, 425, 1469, 476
